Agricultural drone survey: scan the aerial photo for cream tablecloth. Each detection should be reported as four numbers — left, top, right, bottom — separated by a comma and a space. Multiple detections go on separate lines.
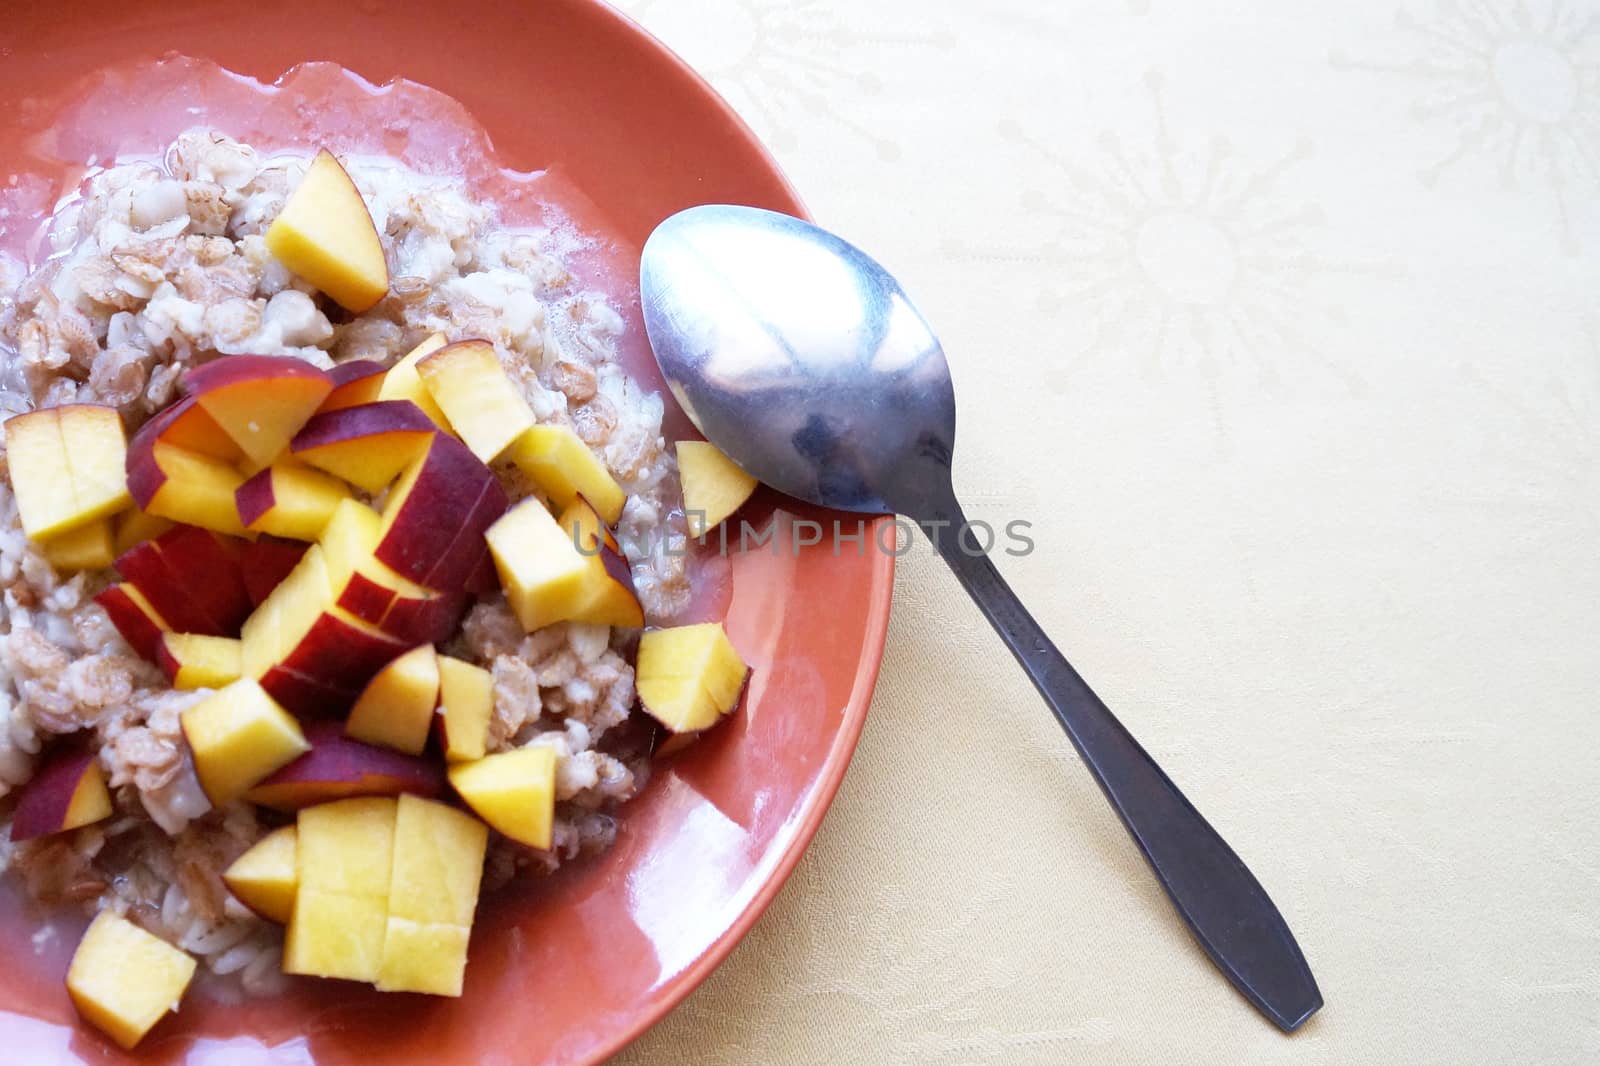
610, 1, 1600, 1062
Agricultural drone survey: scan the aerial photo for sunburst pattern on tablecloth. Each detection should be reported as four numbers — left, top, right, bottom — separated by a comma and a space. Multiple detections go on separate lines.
616, 0, 950, 161
1333, 0, 1600, 252
949, 71, 1359, 411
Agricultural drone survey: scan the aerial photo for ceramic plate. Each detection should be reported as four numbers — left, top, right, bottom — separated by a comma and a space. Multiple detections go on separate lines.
0, 0, 893, 1061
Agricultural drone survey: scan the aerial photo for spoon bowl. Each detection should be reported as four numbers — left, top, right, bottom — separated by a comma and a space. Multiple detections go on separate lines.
641, 205, 956, 517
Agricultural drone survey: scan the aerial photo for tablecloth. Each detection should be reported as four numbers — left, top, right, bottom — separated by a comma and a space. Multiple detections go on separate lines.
611, 1, 1600, 1062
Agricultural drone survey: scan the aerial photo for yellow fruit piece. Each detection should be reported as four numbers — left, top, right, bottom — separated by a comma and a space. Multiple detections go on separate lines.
636, 622, 750, 733
265, 149, 389, 312
40, 517, 116, 572
447, 746, 557, 850
297, 796, 397, 895
5, 405, 131, 539
346, 644, 440, 756
376, 795, 487, 996
179, 679, 311, 805
283, 797, 397, 982
284, 887, 389, 983
485, 497, 592, 632
65, 760, 114, 832
66, 911, 196, 1050
376, 918, 472, 997
143, 441, 248, 536
238, 462, 351, 540
676, 441, 758, 538
222, 825, 298, 923
416, 339, 535, 463
112, 507, 174, 557
377, 333, 453, 431
159, 633, 244, 690
387, 794, 487, 925
436, 656, 492, 763
507, 424, 625, 524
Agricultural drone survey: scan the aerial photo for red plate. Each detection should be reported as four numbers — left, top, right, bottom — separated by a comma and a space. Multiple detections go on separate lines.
0, 1, 893, 1061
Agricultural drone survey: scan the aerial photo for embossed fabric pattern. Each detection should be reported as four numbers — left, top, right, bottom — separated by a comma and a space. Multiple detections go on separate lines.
614, 2, 1600, 1063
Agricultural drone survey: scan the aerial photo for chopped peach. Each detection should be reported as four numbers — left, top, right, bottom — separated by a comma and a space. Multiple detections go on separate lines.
222, 825, 297, 923
265, 149, 389, 313
320, 498, 462, 643
95, 583, 172, 661
377, 333, 453, 431
142, 395, 247, 462
115, 524, 251, 636
240, 535, 309, 606
241, 543, 412, 712
111, 507, 173, 557
486, 497, 592, 631
374, 432, 507, 589
126, 439, 248, 536
375, 919, 472, 997
558, 497, 643, 628
283, 796, 396, 982
290, 400, 437, 493
346, 645, 440, 755
447, 746, 557, 849
182, 356, 334, 468
507, 424, 626, 524
179, 679, 311, 806
245, 723, 444, 811
376, 795, 487, 995
386, 794, 487, 926
435, 656, 492, 764
319, 359, 389, 412
10, 749, 113, 841
235, 461, 349, 540
40, 517, 116, 572
676, 441, 758, 537
157, 633, 243, 690
5, 404, 131, 539
416, 339, 534, 463
635, 623, 750, 733
66, 912, 196, 1050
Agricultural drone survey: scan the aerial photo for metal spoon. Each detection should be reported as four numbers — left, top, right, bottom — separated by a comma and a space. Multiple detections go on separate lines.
640, 204, 1322, 1032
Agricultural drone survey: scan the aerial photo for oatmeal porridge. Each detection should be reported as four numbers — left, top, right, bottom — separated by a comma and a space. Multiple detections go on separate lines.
0, 123, 752, 1041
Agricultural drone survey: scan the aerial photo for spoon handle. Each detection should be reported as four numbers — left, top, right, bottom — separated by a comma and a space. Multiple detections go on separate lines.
923, 503, 1322, 1032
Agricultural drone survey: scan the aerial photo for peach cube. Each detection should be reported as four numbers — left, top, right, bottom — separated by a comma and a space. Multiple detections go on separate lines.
416, 339, 535, 462
436, 656, 492, 763
386, 795, 487, 926
676, 441, 758, 538
375, 919, 472, 997
636, 623, 750, 734
222, 825, 298, 923
235, 461, 351, 540
376, 794, 487, 995
485, 497, 593, 632
377, 333, 453, 431
346, 644, 440, 756
40, 517, 116, 572
265, 149, 389, 313
112, 507, 175, 557
447, 746, 557, 850
66, 912, 196, 1050
508, 424, 625, 524
127, 440, 248, 536
10, 750, 113, 841
157, 633, 244, 690
283, 796, 396, 982
182, 355, 335, 468
5, 405, 131, 539
179, 679, 311, 805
